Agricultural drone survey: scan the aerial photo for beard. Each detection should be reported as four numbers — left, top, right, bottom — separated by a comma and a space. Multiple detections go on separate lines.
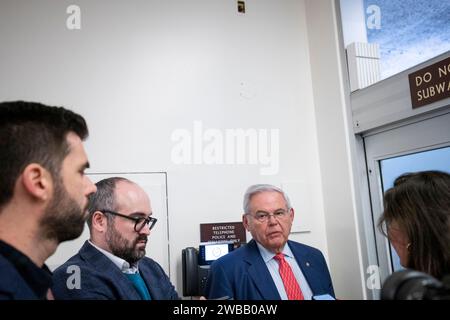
40, 175, 87, 243
106, 221, 147, 264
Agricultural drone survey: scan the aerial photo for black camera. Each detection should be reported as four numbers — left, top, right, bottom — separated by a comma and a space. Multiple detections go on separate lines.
381, 269, 450, 300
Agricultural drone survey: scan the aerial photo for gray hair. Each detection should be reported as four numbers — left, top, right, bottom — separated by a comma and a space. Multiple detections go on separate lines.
86, 177, 131, 230
243, 184, 292, 214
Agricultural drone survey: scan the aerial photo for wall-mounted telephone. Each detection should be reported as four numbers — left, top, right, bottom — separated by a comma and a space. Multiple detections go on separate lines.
182, 243, 235, 297
182, 247, 199, 296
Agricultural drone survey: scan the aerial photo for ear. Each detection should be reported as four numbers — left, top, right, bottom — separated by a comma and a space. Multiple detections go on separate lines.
92, 211, 107, 233
21, 163, 53, 201
242, 213, 251, 231
289, 208, 295, 222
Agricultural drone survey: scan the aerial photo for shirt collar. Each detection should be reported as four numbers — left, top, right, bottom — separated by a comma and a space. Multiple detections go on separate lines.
88, 240, 139, 274
255, 241, 294, 263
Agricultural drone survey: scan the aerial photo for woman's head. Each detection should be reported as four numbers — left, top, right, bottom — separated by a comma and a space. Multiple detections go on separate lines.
378, 170, 450, 279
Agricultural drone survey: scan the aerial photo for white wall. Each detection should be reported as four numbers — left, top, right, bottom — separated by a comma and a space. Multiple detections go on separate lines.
0, 0, 336, 295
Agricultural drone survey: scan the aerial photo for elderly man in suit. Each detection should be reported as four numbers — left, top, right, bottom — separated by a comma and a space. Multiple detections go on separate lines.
205, 184, 335, 300
52, 177, 179, 300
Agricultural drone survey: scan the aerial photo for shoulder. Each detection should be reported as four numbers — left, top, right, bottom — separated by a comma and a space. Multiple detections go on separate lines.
52, 260, 118, 300
53, 241, 114, 279
52, 250, 122, 299
0, 253, 19, 277
214, 244, 249, 265
210, 242, 258, 272
288, 240, 324, 256
288, 240, 329, 268
0, 254, 36, 299
52, 252, 89, 279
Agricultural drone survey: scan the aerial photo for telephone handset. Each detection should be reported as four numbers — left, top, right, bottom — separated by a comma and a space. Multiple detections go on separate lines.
182, 243, 235, 297
182, 247, 199, 296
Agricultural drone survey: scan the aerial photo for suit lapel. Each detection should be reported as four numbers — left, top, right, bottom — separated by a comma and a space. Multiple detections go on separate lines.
289, 241, 320, 295
245, 240, 281, 300
139, 260, 161, 300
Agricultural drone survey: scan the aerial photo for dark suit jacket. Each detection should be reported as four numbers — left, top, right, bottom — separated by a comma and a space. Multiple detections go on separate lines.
0, 254, 40, 300
205, 239, 335, 300
52, 241, 179, 300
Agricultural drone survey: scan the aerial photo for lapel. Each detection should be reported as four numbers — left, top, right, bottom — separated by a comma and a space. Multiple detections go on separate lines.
139, 259, 162, 300
78, 241, 142, 300
288, 241, 319, 294
244, 240, 281, 300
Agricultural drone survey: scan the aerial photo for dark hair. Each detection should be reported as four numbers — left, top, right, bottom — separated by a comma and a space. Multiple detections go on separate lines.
378, 170, 450, 279
86, 177, 131, 230
0, 101, 88, 209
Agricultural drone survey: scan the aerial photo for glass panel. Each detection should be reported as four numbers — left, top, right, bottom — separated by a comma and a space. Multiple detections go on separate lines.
340, 0, 450, 83
364, 0, 450, 79
379, 146, 450, 271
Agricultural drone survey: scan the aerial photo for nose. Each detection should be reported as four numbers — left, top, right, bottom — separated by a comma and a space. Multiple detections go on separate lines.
85, 176, 97, 196
267, 214, 278, 225
139, 222, 151, 236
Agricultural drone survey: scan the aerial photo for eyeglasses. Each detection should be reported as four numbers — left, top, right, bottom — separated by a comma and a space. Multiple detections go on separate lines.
247, 210, 290, 223
101, 210, 157, 232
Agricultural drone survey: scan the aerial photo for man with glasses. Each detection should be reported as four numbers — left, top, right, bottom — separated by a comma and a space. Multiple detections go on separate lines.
205, 184, 335, 300
51, 177, 179, 299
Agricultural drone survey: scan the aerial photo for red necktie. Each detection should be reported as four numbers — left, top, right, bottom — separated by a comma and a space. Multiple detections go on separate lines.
274, 253, 304, 300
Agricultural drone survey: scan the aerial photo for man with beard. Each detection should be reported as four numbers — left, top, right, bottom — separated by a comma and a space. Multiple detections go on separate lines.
51, 177, 179, 300
0, 101, 97, 300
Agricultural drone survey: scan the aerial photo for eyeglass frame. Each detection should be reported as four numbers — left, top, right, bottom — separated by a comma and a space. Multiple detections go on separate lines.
101, 210, 157, 232
245, 209, 291, 223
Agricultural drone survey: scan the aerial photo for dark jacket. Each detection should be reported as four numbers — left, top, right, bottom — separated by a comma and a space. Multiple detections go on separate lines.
52, 241, 179, 300
205, 239, 335, 300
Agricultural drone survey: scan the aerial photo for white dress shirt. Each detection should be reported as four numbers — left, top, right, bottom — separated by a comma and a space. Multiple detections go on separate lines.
88, 240, 139, 274
256, 241, 313, 300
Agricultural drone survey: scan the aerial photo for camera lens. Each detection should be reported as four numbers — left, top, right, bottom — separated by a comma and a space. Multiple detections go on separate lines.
381, 270, 447, 300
